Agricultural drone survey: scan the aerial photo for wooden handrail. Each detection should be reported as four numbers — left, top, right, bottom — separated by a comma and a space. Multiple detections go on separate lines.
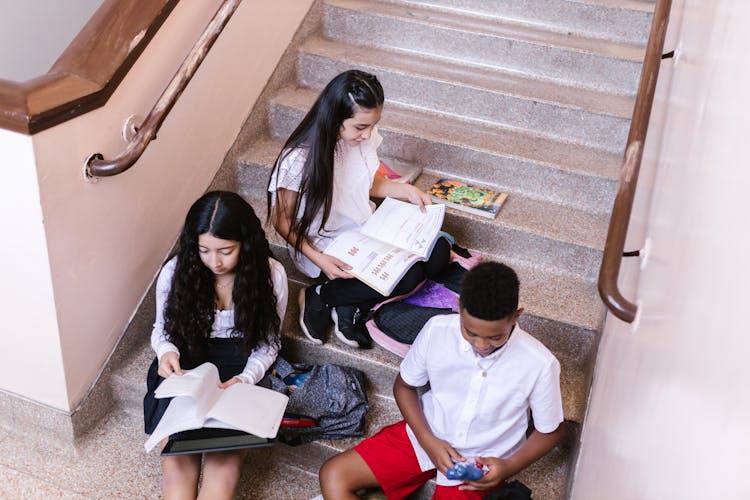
598, 0, 672, 323
86, 0, 242, 178
0, 0, 178, 134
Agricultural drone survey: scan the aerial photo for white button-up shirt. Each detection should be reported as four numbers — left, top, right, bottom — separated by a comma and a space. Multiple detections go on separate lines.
400, 314, 563, 486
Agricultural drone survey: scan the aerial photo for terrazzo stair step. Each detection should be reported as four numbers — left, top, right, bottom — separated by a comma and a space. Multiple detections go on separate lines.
109, 340, 153, 418
273, 274, 584, 500
269, 401, 577, 500
225, 135, 609, 284
96, 287, 157, 419
275, 303, 579, 500
389, 0, 653, 44
280, 269, 596, 424
0, 394, 323, 499
242, 391, 405, 498
260, 231, 603, 338
413, 171, 608, 281
323, 0, 645, 94
92, 281, 401, 497
297, 36, 633, 151
103, 231, 597, 427
92, 272, 580, 500
578, 0, 656, 8
268, 86, 621, 213
269, 393, 402, 471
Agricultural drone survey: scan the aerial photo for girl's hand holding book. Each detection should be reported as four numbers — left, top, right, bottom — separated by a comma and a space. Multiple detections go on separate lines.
158, 351, 183, 378
313, 251, 354, 280
218, 376, 242, 389
402, 184, 432, 213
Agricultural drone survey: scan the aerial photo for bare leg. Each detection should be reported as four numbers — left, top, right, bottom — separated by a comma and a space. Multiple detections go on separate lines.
319, 449, 380, 499
197, 449, 249, 500
161, 453, 201, 500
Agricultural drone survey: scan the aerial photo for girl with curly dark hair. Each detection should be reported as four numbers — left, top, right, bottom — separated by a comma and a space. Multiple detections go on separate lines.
143, 190, 287, 499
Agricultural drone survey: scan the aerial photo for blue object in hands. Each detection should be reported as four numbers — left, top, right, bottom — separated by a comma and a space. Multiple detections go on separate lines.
283, 372, 310, 388
446, 461, 484, 481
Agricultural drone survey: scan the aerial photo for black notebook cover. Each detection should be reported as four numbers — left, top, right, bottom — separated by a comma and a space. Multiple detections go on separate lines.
161, 427, 273, 455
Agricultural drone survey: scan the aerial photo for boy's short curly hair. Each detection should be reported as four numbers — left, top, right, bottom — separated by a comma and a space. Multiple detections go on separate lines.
460, 262, 519, 321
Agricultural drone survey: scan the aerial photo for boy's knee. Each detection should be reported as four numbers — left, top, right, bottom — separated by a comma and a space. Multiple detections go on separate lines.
319, 453, 354, 494
319, 455, 340, 487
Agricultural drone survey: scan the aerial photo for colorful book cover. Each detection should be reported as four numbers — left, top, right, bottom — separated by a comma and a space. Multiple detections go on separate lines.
427, 179, 508, 219
376, 160, 421, 184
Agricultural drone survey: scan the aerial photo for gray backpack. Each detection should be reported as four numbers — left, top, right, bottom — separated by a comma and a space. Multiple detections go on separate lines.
269, 357, 369, 445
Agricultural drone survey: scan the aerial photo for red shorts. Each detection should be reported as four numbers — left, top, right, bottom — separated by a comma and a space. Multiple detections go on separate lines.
354, 421, 507, 500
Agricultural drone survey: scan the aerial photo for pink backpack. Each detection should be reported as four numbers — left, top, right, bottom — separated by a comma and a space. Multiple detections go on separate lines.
366, 249, 481, 357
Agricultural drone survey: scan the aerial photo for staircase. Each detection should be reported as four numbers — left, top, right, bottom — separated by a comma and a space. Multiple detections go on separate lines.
208, 0, 653, 497
7, 0, 653, 498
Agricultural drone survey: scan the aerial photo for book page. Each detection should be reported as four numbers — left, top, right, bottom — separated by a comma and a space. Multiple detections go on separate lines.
144, 363, 224, 452
359, 197, 445, 258
154, 362, 222, 418
206, 384, 289, 439
144, 396, 208, 452
324, 231, 423, 295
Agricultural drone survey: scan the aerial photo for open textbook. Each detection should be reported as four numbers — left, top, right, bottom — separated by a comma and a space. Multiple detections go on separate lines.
144, 362, 289, 452
324, 197, 446, 295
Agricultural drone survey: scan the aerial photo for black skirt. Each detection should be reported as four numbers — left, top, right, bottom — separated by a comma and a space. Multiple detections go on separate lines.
143, 338, 246, 435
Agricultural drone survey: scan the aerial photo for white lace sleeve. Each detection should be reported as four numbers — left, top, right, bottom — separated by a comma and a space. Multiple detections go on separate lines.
236, 259, 288, 384
150, 258, 180, 361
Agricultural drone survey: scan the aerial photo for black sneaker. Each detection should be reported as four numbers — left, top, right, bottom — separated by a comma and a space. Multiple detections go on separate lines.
298, 287, 331, 344
331, 306, 372, 349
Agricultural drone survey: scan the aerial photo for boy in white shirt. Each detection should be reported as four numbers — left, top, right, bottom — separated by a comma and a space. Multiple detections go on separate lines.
319, 262, 564, 499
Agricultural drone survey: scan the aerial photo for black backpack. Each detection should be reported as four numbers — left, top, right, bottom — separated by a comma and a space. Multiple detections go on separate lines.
483, 480, 532, 500
269, 357, 369, 445
366, 262, 468, 355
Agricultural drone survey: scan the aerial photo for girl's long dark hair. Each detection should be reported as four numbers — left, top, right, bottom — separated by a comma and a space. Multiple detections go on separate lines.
267, 69, 384, 254
164, 191, 280, 357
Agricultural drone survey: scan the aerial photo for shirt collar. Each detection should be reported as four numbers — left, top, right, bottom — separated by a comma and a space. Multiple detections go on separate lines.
458, 325, 517, 359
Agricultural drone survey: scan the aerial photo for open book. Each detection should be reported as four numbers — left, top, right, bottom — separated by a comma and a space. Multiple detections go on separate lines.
324, 197, 445, 295
144, 362, 289, 452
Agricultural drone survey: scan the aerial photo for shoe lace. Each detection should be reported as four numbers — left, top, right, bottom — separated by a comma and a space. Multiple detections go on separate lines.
352, 308, 362, 325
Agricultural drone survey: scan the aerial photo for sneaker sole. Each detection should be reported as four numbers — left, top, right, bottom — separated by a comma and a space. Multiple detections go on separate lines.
298, 288, 324, 345
331, 308, 362, 348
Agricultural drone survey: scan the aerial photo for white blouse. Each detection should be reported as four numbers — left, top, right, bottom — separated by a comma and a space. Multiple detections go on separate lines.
268, 128, 382, 277
150, 257, 288, 384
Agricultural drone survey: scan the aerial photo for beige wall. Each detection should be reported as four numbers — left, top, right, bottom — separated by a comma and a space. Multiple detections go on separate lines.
572, 1, 750, 498
1, 0, 313, 411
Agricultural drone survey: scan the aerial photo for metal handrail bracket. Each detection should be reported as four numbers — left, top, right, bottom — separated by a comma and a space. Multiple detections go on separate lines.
86, 0, 241, 178
598, 0, 672, 323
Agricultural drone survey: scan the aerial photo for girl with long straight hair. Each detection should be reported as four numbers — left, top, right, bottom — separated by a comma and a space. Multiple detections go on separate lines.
268, 70, 450, 349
